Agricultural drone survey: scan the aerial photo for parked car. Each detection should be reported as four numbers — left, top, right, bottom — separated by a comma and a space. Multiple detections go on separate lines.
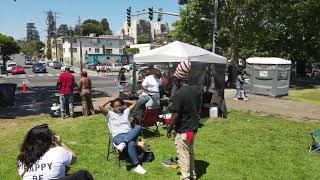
85, 62, 99, 71
61, 64, 75, 73
107, 63, 122, 72
6, 62, 17, 73
32, 63, 47, 73
52, 61, 62, 69
11, 66, 25, 75
123, 64, 133, 72
25, 59, 34, 65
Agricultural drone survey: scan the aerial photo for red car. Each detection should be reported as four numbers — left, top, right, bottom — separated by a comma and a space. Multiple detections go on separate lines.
11, 66, 25, 75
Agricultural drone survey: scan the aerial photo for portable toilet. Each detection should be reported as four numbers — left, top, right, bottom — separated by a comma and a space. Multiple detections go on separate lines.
245, 57, 291, 97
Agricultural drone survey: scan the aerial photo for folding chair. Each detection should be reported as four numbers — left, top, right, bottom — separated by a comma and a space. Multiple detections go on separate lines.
309, 130, 320, 152
140, 107, 161, 137
106, 134, 121, 167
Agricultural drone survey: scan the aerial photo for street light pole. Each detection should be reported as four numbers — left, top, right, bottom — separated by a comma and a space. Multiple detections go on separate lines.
212, 0, 218, 53
200, 0, 218, 53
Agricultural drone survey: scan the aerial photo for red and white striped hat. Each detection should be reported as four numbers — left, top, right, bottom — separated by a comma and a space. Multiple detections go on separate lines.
174, 59, 191, 79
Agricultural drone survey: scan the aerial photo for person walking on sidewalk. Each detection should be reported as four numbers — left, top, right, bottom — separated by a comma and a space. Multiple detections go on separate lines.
96, 63, 100, 76
234, 70, 248, 101
79, 71, 95, 116
167, 60, 201, 180
57, 67, 75, 119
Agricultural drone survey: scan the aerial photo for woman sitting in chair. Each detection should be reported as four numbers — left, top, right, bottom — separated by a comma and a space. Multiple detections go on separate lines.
99, 98, 147, 175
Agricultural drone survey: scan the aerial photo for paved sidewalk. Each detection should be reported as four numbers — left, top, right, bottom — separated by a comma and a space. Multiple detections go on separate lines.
225, 89, 320, 121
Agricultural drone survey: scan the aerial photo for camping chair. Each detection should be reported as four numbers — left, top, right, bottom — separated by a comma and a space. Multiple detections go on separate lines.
139, 107, 161, 137
309, 130, 320, 152
106, 122, 128, 168
106, 134, 122, 168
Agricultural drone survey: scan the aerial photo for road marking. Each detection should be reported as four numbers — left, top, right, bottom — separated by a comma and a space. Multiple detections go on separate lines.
38, 74, 44, 76
28, 74, 35, 77
47, 74, 54, 76
56, 74, 60, 76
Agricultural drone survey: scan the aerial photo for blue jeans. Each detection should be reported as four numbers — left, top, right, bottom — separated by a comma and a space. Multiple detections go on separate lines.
59, 94, 74, 115
113, 126, 142, 166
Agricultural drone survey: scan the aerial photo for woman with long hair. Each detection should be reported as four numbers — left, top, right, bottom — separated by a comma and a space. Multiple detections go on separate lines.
17, 124, 93, 180
80, 71, 95, 116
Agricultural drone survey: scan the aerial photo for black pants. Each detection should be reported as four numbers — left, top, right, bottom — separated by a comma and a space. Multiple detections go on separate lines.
60, 170, 93, 180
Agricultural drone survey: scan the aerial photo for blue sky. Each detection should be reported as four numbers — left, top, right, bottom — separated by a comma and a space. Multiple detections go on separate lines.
0, 0, 181, 41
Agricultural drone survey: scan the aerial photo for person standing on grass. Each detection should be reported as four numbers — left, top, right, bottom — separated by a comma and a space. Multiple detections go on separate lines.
79, 71, 95, 116
57, 67, 75, 119
99, 98, 147, 175
167, 60, 201, 180
17, 124, 93, 180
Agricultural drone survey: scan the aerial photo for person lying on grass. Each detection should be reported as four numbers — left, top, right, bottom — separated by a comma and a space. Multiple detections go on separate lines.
17, 124, 93, 180
99, 98, 147, 175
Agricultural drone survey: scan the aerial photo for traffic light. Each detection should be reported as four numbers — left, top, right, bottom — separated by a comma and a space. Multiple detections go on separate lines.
148, 7, 153, 20
127, 6, 131, 27
157, 8, 163, 22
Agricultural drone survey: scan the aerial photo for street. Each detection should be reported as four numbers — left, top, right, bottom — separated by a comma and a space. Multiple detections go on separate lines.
0, 54, 119, 119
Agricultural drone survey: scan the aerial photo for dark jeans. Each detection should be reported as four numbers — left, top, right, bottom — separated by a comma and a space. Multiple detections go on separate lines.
113, 126, 142, 166
130, 95, 150, 122
60, 170, 93, 180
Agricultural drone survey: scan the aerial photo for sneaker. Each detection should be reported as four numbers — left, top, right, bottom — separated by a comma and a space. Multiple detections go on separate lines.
134, 164, 147, 174
114, 142, 126, 152
243, 98, 248, 101
233, 98, 239, 101
162, 158, 179, 169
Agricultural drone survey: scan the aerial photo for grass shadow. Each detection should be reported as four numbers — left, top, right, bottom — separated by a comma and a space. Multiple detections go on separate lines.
195, 160, 210, 179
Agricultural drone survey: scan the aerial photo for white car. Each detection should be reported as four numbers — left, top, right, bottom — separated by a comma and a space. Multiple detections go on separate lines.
6, 62, 17, 73
61, 64, 74, 73
123, 64, 132, 72
107, 63, 122, 72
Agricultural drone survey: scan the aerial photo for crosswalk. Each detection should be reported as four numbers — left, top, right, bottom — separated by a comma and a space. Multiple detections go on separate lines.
10, 73, 79, 78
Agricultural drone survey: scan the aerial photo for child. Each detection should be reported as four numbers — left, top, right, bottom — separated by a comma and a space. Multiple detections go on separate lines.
99, 98, 147, 174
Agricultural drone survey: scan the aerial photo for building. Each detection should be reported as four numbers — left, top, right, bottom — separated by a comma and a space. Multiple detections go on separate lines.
59, 34, 133, 66
121, 19, 170, 44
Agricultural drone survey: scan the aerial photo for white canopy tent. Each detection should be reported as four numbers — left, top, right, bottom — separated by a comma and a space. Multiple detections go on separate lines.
134, 41, 227, 64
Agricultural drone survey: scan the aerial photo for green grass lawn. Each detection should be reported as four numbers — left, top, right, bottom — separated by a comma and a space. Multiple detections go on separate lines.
287, 88, 320, 105
1, 111, 320, 180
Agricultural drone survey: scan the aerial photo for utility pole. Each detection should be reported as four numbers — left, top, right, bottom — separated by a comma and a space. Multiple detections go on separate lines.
78, 16, 83, 73
54, 12, 59, 61
212, 0, 218, 53
69, 26, 73, 66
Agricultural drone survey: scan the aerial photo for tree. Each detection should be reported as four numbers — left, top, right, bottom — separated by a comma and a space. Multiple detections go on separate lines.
57, 24, 70, 36
101, 18, 112, 35
173, 0, 320, 68
26, 23, 40, 41
126, 48, 139, 54
46, 40, 52, 60
0, 33, 20, 56
19, 40, 45, 58
137, 33, 152, 44
74, 18, 112, 36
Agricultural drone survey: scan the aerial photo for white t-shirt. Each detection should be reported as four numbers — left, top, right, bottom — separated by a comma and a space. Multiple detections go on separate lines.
141, 75, 161, 97
108, 109, 132, 138
18, 146, 73, 180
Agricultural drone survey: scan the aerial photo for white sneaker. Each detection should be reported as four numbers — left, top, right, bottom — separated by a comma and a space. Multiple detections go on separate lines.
114, 142, 126, 152
134, 165, 147, 174
233, 98, 239, 101
243, 98, 248, 101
